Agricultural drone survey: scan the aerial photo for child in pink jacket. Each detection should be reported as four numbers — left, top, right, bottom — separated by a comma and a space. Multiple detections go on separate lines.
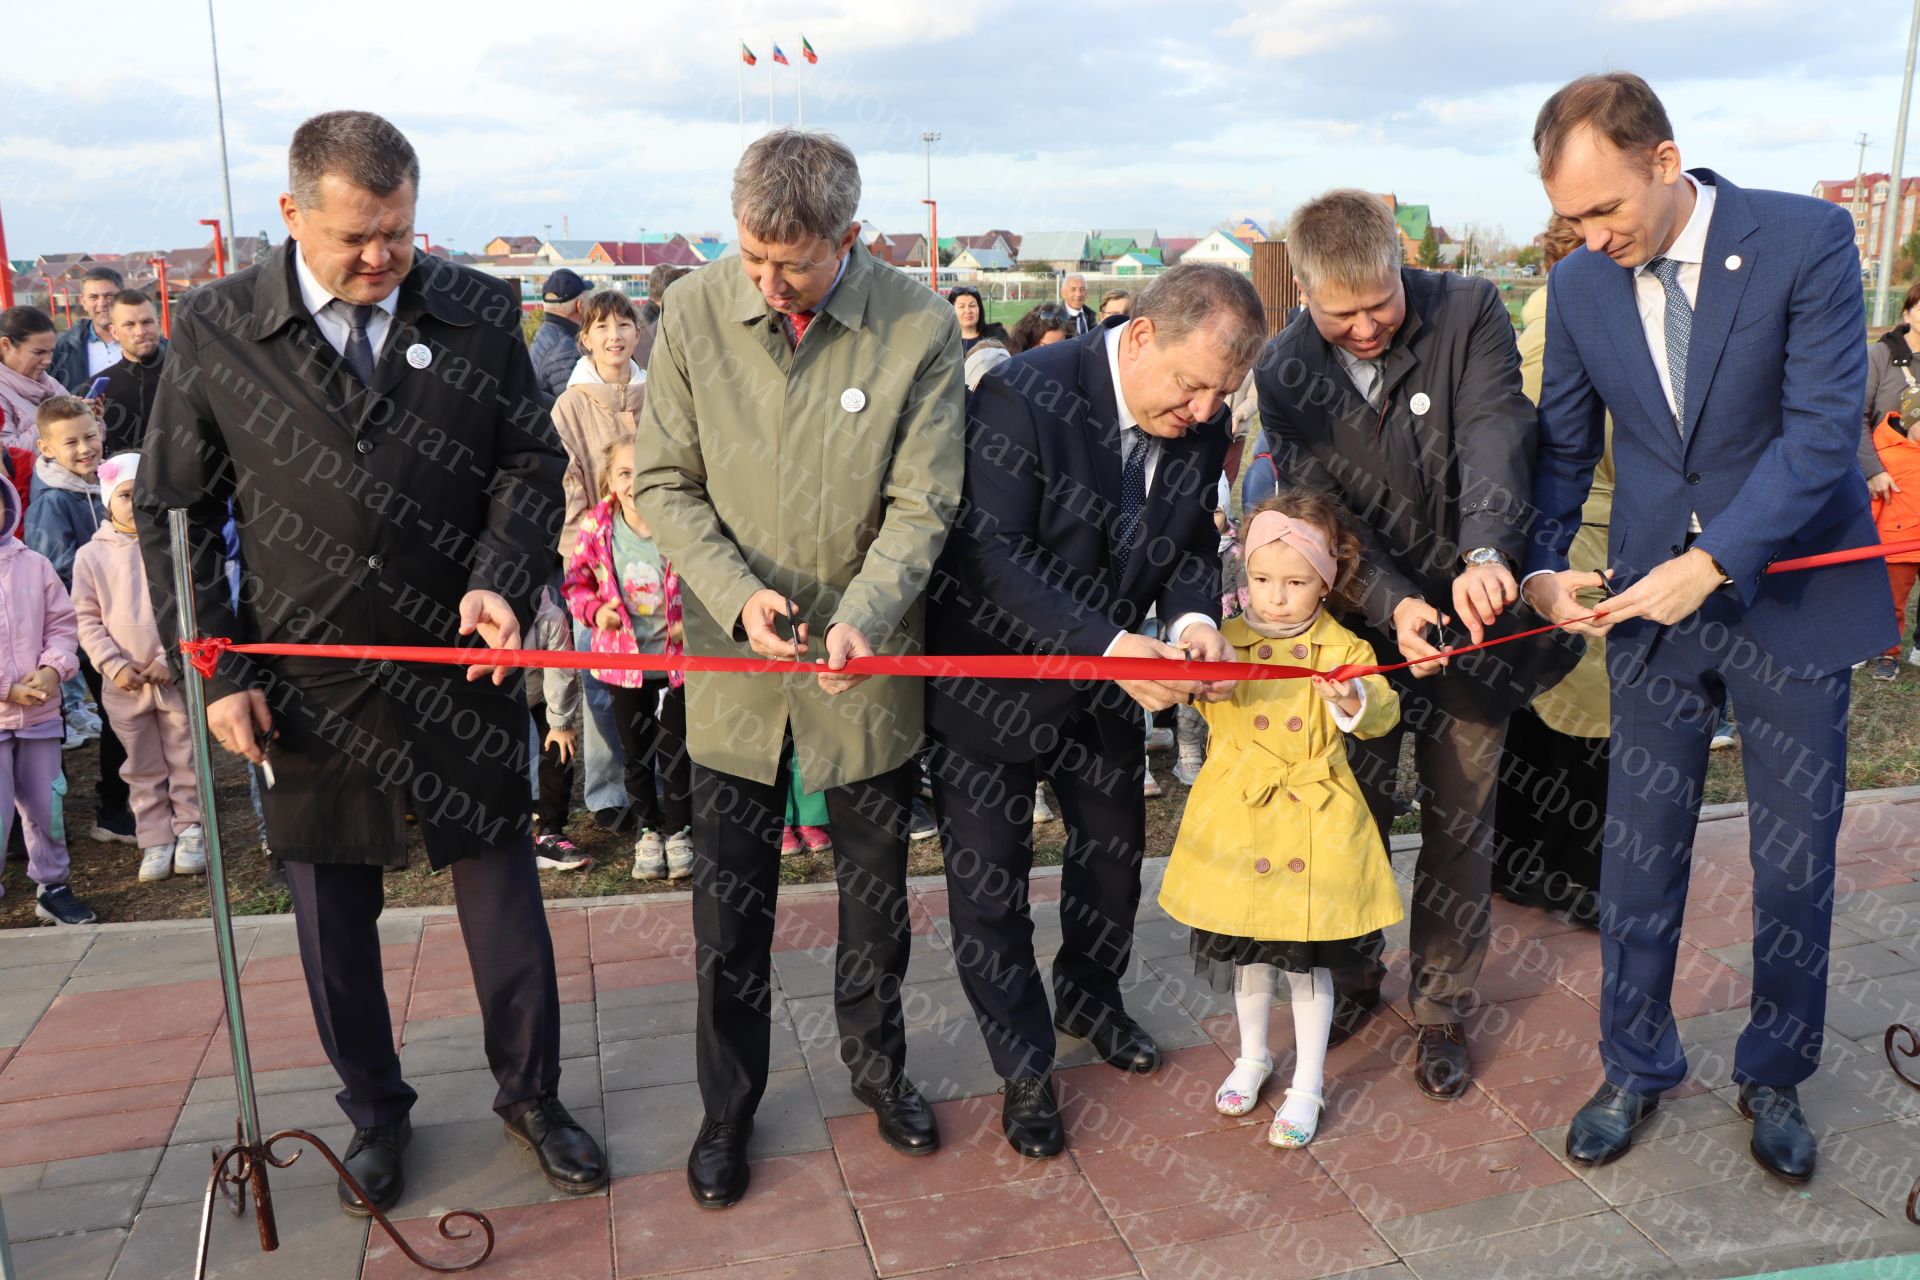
0, 471, 92, 924
70, 454, 204, 883
563, 437, 691, 883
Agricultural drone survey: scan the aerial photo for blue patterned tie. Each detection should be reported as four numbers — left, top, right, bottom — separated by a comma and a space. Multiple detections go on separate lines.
1647, 256, 1691, 433
1116, 427, 1149, 574
335, 300, 378, 386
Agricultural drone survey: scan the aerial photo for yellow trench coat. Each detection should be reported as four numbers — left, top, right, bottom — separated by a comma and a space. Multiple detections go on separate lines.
1158, 612, 1405, 942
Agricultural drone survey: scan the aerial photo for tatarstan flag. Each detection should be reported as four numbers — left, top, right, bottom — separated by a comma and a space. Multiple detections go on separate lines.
771, 44, 790, 65
740, 42, 756, 65
802, 35, 817, 64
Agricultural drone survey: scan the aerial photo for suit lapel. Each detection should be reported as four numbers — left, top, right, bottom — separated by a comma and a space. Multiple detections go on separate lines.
1077, 332, 1124, 518
1600, 263, 1684, 461
1680, 171, 1758, 448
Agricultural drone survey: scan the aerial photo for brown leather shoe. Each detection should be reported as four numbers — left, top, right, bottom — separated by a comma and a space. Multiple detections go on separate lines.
1414, 1023, 1471, 1100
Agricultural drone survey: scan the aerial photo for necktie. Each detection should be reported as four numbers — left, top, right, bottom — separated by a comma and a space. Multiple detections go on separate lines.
1352, 358, 1382, 406
336, 300, 377, 386
786, 309, 815, 349
1647, 256, 1691, 432
1115, 427, 1149, 575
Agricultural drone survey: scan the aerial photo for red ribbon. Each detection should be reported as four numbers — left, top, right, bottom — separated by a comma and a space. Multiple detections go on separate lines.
177, 537, 1920, 685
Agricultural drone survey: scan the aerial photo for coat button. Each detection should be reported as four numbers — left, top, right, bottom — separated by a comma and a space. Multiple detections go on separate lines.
1257, 644, 1273, 659
1285, 716, 1304, 732
1287, 858, 1306, 873
357, 438, 374, 455
1292, 644, 1309, 659
367, 554, 384, 570
1253, 714, 1269, 730
379, 660, 396, 677
1254, 858, 1272, 874
1686, 471, 1701, 485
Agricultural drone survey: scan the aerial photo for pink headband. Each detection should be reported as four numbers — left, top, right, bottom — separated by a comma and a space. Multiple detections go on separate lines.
1243, 509, 1338, 590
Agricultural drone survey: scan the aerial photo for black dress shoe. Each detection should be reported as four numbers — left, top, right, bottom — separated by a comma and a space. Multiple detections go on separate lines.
1414, 1023, 1472, 1100
851, 1076, 940, 1155
687, 1116, 753, 1209
1739, 1083, 1816, 1183
1566, 1083, 1660, 1166
1002, 1076, 1065, 1159
505, 1093, 608, 1193
1326, 993, 1380, 1049
337, 1117, 411, 1217
1055, 1008, 1160, 1073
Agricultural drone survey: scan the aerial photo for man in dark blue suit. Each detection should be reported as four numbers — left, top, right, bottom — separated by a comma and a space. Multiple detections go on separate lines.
926, 264, 1267, 1158
1521, 73, 1894, 1182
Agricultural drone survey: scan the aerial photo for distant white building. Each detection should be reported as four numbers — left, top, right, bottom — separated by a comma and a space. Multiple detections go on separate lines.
536, 240, 598, 264
951, 245, 1016, 274
1017, 231, 1093, 272
1178, 230, 1255, 272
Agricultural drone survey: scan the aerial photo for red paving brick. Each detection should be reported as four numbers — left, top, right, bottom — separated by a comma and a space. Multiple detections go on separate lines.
1056, 1045, 1265, 1153
1313, 1072, 1524, 1174
898, 1238, 1139, 1280
609, 1151, 860, 1277
589, 902, 696, 964
1075, 1125, 1350, 1221
241, 941, 417, 985
0, 1099, 183, 1166
655, 1247, 878, 1280
364, 1193, 610, 1280
593, 953, 697, 992
1319, 1132, 1574, 1221
19, 979, 224, 1053
0, 1034, 207, 1103
1132, 1209, 1395, 1280
828, 1092, 1054, 1208
859, 1166, 1122, 1276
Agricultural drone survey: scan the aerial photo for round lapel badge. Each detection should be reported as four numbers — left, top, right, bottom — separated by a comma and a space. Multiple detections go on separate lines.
840, 387, 867, 413
1725, 254, 1743, 271
405, 343, 432, 369
1409, 391, 1431, 415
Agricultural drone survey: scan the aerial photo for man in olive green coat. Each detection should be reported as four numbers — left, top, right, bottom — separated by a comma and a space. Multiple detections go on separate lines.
633, 129, 964, 1210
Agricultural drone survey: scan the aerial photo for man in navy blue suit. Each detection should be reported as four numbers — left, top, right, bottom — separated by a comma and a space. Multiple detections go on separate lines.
1521, 73, 1894, 1182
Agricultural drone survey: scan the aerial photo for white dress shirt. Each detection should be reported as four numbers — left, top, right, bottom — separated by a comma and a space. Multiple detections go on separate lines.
85, 333, 120, 377
1633, 172, 1714, 534
1102, 320, 1211, 653
1334, 347, 1383, 404
293, 243, 399, 361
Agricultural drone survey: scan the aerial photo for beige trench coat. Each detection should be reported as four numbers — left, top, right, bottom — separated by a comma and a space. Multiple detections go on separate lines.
633, 242, 965, 790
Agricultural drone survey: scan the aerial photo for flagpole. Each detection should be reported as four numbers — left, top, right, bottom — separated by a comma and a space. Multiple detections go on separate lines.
768, 55, 775, 126
798, 56, 804, 128
738, 56, 744, 151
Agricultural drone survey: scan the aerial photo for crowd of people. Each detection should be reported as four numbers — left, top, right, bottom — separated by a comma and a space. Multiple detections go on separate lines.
0, 64, 1899, 1220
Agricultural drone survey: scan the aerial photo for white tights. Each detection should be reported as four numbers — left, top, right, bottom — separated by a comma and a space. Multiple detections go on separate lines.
1231, 963, 1334, 1126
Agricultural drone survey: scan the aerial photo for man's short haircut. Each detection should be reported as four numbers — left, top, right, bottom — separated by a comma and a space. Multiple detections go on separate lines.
289, 110, 421, 209
1132, 263, 1267, 369
648, 263, 690, 303
731, 129, 861, 245
1286, 190, 1404, 297
36, 395, 94, 434
110, 289, 155, 315
1533, 72, 1673, 183
80, 266, 124, 290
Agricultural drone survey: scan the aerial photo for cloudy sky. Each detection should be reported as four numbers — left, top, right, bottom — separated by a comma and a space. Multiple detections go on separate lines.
2, 0, 1912, 259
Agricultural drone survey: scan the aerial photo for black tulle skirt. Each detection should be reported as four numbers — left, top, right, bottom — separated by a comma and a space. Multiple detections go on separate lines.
1187, 927, 1371, 993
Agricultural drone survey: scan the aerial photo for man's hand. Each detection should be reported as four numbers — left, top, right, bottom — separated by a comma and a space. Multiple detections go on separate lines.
740, 588, 807, 660
1521, 569, 1613, 638
1109, 631, 1200, 712
817, 623, 874, 696
1451, 562, 1518, 644
1595, 547, 1724, 628
1391, 597, 1451, 677
593, 602, 623, 632
544, 725, 577, 764
459, 589, 522, 685
208, 688, 273, 763
110, 666, 144, 693
1870, 471, 1901, 500
1176, 622, 1237, 703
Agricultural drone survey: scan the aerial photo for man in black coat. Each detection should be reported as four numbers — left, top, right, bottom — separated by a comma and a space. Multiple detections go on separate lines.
138, 111, 606, 1217
94, 290, 167, 453
926, 264, 1266, 1157
1254, 190, 1578, 1100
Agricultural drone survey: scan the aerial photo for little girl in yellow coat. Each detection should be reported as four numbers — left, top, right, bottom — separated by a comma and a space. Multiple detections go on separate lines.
1159, 491, 1404, 1149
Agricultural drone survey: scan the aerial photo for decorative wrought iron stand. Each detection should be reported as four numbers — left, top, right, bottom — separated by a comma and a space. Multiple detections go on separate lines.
1885, 1023, 1920, 1224
169, 511, 495, 1276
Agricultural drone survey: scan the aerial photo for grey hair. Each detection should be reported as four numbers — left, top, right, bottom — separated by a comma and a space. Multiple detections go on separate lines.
1286, 189, 1403, 295
731, 130, 861, 244
289, 110, 420, 209
1131, 263, 1267, 368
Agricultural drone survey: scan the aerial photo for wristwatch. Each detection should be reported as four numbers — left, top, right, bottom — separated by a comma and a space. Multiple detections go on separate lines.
1462, 547, 1511, 570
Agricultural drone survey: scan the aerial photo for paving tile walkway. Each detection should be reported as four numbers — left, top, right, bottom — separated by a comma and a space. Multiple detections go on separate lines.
6, 801, 1920, 1277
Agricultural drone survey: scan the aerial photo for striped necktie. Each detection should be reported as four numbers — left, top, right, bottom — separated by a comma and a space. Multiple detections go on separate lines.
1646, 256, 1692, 433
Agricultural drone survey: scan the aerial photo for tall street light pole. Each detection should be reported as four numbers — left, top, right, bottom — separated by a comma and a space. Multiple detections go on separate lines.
921, 132, 940, 292
207, 0, 238, 275
1877, 0, 1920, 326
